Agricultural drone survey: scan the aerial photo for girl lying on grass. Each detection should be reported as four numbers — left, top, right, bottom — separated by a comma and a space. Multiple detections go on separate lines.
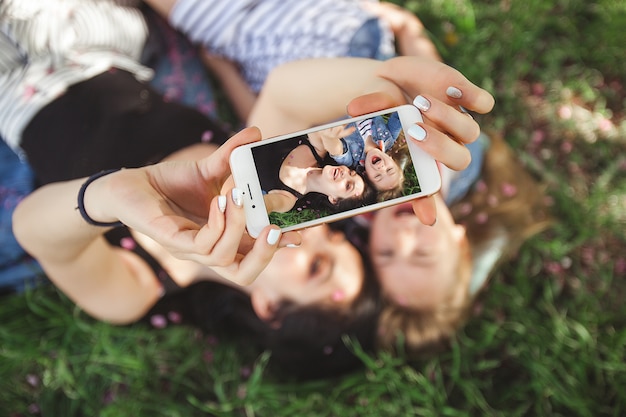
8, 36, 493, 384
250, 56, 551, 358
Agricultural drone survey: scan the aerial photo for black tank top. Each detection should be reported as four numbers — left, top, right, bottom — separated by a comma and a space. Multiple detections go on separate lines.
252, 135, 327, 199
105, 227, 181, 294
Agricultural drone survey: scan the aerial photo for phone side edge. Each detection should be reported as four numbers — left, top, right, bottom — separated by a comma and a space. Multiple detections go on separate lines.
229, 145, 270, 238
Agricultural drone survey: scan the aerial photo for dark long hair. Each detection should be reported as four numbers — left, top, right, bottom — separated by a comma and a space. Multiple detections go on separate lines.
376, 133, 553, 357
296, 168, 378, 214
144, 246, 381, 380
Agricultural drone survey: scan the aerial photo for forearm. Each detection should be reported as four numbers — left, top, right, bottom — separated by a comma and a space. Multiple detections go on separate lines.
13, 178, 112, 263
13, 174, 160, 323
248, 58, 405, 137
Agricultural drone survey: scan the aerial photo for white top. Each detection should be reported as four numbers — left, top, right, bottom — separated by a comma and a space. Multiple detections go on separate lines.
170, 0, 393, 92
0, 0, 152, 153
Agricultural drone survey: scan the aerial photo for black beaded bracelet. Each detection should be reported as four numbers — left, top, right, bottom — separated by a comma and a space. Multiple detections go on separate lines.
76, 168, 124, 227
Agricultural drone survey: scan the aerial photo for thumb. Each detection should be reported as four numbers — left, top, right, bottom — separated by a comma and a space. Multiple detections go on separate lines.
346, 92, 403, 117
411, 196, 438, 226
199, 126, 262, 178
214, 126, 263, 160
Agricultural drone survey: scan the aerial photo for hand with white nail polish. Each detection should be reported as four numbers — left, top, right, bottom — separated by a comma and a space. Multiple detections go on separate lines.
72, 127, 291, 286
249, 56, 495, 228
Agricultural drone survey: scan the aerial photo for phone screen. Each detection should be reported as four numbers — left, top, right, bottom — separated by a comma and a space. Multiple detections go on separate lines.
250, 109, 423, 229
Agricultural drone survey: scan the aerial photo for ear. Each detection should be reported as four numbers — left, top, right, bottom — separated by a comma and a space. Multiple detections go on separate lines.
250, 289, 280, 325
327, 195, 338, 205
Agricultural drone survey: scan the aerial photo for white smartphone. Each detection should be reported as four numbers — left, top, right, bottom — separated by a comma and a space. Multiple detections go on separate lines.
229, 105, 441, 237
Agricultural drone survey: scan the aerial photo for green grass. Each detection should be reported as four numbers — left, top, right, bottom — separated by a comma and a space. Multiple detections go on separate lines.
2, 0, 626, 415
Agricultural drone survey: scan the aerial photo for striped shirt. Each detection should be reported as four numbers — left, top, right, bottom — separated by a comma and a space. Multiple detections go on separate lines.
170, 0, 393, 93
0, 0, 152, 152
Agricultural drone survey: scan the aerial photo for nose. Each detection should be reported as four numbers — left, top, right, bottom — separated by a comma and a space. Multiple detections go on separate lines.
396, 231, 419, 258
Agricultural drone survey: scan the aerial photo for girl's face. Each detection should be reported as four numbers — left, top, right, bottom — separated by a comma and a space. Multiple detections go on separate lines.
319, 165, 365, 203
369, 195, 468, 309
364, 148, 402, 191
249, 224, 364, 317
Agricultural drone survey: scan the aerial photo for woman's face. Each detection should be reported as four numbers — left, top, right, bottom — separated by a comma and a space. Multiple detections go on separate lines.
250, 224, 364, 312
364, 148, 402, 191
319, 165, 365, 203
369, 195, 468, 309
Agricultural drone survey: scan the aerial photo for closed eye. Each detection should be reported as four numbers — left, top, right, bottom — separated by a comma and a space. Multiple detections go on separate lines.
309, 255, 332, 283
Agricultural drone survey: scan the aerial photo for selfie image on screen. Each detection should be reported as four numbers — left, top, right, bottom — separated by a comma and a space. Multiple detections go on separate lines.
252, 110, 421, 228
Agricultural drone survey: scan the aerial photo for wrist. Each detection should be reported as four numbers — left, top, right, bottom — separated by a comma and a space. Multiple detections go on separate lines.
77, 169, 124, 227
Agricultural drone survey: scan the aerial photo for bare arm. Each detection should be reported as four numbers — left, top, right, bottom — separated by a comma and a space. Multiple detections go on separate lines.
12, 177, 162, 324
248, 58, 403, 137
307, 125, 357, 158
13, 129, 296, 323
250, 56, 494, 139
248, 55, 495, 225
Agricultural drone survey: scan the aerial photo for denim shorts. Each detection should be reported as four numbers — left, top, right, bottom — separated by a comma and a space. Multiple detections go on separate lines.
347, 18, 396, 61
0, 139, 45, 294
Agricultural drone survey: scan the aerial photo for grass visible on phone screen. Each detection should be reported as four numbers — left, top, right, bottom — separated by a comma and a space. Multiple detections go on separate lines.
269, 162, 421, 228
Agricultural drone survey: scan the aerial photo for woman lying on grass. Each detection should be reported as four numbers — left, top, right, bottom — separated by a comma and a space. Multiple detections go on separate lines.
9, 42, 493, 381
250, 56, 551, 358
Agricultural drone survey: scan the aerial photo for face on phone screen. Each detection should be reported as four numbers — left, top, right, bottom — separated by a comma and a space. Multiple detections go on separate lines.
252, 110, 423, 229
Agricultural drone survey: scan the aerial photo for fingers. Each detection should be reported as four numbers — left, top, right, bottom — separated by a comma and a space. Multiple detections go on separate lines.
192, 188, 248, 266
411, 196, 437, 226
171, 187, 302, 286
218, 126, 263, 155
215, 225, 282, 286
210, 227, 302, 286
406, 122, 471, 170
444, 82, 495, 115
200, 126, 263, 178
412, 94, 481, 144
376, 56, 495, 114
346, 92, 402, 117
339, 125, 356, 138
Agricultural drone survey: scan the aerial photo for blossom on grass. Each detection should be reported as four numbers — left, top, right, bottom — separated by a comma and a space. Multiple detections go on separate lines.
150, 314, 167, 329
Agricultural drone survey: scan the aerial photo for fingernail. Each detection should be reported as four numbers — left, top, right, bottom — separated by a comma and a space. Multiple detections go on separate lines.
412, 95, 431, 112
217, 195, 227, 213
286, 243, 301, 248
408, 125, 426, 142
267, 228, 281, 245
231, 188, 243, 207
446, 86, 463, 99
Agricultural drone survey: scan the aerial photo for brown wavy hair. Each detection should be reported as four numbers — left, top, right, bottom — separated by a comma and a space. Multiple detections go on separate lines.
375, 130, 411, 202
377, 133, 552, 357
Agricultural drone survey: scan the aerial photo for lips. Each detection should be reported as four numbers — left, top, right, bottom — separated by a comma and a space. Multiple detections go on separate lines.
371, 155, 382, 165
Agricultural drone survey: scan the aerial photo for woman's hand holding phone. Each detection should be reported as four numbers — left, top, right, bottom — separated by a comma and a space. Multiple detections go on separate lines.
347, 56, 496, 225
102, 127, 300, 286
